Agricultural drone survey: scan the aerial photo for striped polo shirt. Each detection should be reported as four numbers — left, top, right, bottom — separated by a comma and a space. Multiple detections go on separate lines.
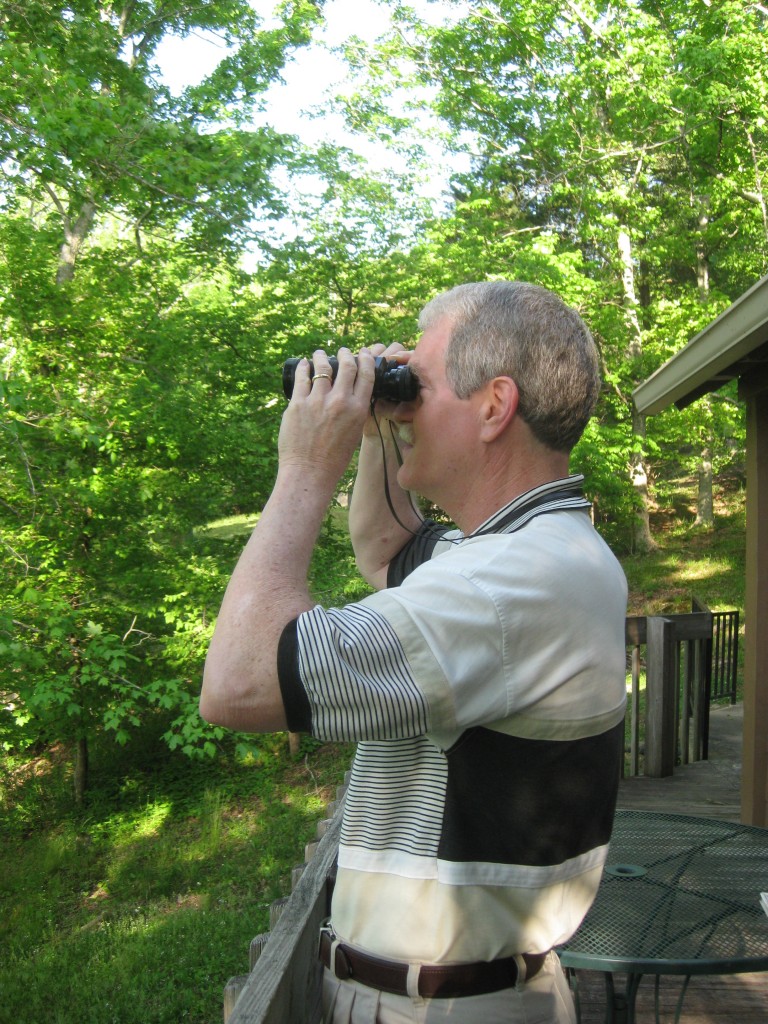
278, 476, 628, 964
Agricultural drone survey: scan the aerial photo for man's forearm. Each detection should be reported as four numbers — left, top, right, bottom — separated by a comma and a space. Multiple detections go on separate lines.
200, 464, 332, 733
349, 428, 422, 590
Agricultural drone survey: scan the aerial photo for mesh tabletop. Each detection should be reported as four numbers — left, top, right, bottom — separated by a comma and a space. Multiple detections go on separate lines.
559, 809, 768, 975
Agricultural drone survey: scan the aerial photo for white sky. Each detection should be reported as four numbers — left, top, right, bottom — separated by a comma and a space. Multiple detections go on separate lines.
156, 0, 392, 137
153, 0, 472, 263
154, 0, 469, 187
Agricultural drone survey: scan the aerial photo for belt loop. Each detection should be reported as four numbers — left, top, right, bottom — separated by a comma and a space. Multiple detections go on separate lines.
406, 963, 421, 999
513, 954, 528, 985
319, 925, 346, 980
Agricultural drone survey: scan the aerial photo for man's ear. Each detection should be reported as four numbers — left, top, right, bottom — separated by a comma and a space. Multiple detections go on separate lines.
479, 376, 519, 442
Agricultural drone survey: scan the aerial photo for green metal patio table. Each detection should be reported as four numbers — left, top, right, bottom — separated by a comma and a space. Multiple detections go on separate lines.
558, 809, 768, 1024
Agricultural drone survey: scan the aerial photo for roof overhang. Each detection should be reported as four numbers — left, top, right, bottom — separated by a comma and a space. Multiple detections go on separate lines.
633, 272, 768, 415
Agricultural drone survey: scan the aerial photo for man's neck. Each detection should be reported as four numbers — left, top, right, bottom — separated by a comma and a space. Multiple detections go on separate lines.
450, 448, 571, 535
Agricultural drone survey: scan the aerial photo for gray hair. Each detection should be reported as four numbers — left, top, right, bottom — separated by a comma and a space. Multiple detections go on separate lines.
418, 280, 600, 452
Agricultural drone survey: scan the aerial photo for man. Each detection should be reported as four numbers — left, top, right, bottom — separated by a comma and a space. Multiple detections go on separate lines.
201, 281, 628, 1023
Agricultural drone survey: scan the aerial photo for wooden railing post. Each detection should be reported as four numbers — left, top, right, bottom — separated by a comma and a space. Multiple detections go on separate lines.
624, 616, 646, 778
645, 616, 677, 778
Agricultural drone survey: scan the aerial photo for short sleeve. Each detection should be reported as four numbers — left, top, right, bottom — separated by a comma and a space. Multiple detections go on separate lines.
288, 602, 432, 743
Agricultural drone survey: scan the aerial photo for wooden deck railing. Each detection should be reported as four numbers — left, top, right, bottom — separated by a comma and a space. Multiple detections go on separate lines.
692, 596, 740, 704
221, 608, 739, 1023
624, 605, 740, 777
624, 613, 712, 777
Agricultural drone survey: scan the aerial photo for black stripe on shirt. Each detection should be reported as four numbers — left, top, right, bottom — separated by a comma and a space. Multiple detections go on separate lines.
277, 618, 313, 732
438, 722, 624, 867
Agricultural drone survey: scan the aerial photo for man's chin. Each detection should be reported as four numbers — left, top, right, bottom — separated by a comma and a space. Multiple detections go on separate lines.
396, 462, 415, 491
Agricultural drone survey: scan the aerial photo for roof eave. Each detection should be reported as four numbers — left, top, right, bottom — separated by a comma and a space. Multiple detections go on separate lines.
632, 273, 768, 415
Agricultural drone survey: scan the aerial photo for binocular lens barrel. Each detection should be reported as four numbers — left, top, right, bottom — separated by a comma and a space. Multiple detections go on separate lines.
282, 356, 418, 404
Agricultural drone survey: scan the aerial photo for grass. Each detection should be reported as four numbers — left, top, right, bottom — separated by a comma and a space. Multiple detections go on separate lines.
0, 728, 353, 1024
0, 476, 747, 1024
621, 474, 746, 617
619, 476, 746, 773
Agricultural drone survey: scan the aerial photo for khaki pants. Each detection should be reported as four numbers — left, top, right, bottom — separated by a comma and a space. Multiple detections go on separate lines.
322, 951, 577, 1024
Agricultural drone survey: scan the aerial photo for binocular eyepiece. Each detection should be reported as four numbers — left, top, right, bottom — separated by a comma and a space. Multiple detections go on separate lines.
282, 356, 419, 404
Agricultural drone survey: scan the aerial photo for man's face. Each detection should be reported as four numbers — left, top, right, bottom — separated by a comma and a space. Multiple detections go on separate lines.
391, 318, 486, 510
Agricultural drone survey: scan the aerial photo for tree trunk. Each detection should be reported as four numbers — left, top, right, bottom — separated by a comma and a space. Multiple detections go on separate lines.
629, 407, 656, 552
746, 128, 768, 243
55, 192, 96, 802
74, 735, 89, 803
695, 223, 714, 526
56, 198, 97, 284
695, 445, 714, 528
618, 228, 656, 552
696, 199, 710, 300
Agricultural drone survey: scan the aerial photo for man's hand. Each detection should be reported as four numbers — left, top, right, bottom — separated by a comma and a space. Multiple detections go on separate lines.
279, 347, 377, 486
348, 342, 422, 590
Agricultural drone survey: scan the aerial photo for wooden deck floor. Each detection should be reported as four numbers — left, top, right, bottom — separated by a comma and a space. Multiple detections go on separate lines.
571, 703, 768, 1023
617, 703, 744, 822
572, 969, 768, 1023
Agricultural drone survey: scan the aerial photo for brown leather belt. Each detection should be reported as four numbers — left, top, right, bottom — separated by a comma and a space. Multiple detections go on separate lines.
319, 929, 548, 999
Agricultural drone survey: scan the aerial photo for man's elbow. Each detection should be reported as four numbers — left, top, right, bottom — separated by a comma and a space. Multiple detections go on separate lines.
200, 641, 251, 728
199, 662, 289, 734
354, 555, 389, 592
199, 668, 238, 729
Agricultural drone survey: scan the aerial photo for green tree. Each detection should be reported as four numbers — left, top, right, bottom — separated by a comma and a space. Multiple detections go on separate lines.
336, 0, 763, 547
0, 224, 295, 794
258, 149, 436, 350
0, 0, 322, 275
0, 0, 323, 798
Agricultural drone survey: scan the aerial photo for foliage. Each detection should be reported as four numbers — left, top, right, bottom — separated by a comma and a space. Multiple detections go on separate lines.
0, 0, 326, 781
0, 226, 285, 766
0, 0, 322, 262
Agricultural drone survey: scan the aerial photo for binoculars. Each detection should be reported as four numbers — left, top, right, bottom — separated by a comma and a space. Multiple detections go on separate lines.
282, 356, 419, 403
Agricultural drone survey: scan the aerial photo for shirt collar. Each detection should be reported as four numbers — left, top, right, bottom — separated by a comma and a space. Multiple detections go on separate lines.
468, 474, 591, 538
